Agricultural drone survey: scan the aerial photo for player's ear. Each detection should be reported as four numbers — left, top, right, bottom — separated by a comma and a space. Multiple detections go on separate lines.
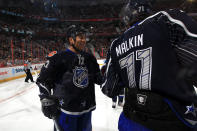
69, 37, 74, 45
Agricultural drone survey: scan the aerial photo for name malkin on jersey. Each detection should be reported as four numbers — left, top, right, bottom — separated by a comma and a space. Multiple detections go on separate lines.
116, 34, 143, 57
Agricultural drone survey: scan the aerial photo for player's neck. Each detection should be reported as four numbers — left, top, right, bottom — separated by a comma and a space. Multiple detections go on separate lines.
68, 46, 77, 54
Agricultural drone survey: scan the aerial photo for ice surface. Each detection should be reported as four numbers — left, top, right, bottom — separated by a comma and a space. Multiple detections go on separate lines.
0, 74, 122, 131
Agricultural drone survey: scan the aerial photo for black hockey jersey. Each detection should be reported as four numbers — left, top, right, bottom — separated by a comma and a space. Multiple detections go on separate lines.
101, 9, 197, 130
37, 49, 102, 115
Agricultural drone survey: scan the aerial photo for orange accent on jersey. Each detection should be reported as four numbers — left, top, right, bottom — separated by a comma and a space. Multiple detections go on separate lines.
48, 51, 57, 57
24, 64, 27, 66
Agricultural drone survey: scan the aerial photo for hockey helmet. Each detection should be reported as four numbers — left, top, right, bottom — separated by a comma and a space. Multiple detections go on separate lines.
122, 0, 154, 25
66, 25, 86, 41
66, 25, 87, 52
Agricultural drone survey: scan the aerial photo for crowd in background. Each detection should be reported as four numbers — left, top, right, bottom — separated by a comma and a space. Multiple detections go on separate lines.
0, 2, 121, 19
0, 34, 66, 67
0, 2, 126, 68
0, 31, 111, 68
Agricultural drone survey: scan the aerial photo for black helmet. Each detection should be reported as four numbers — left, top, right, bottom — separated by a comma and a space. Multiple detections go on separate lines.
122, 0, 154, 26
66, 25, 86, 41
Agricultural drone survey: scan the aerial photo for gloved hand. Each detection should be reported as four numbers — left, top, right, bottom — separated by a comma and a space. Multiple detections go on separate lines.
40, 97, 60, 119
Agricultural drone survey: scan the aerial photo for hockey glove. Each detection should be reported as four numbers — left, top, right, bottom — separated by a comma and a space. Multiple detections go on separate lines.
41, 98, 60, 119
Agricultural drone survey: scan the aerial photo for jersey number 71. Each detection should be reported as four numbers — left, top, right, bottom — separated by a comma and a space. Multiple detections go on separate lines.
119, 47, 152, 90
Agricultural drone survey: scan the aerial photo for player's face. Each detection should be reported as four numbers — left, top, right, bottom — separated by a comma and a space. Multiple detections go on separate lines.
74, 34, 86, 51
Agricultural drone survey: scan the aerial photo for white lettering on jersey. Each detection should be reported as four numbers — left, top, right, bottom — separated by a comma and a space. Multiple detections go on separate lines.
116, 34, 144, 57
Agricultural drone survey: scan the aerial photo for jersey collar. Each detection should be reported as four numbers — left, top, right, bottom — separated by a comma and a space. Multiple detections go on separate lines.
66, 49, 76, 54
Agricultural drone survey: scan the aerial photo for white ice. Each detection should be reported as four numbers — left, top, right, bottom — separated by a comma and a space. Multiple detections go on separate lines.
0, 74, 122, 131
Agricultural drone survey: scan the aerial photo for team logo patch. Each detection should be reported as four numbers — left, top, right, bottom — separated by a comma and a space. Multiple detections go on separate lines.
48, 51, 57, 57
137, 94, 147, 105
73, 66, 89, 88
59, 99, 64, 106
185, 104, 197, 117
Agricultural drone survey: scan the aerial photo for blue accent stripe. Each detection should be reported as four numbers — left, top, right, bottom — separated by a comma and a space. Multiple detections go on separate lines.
66, 49, 75, 54
119, 112, 152, 131
163, 98, 193, 128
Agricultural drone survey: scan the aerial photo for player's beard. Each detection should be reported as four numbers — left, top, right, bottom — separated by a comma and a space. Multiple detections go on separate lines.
73, 41, 86, 52
72, 43, 83, 53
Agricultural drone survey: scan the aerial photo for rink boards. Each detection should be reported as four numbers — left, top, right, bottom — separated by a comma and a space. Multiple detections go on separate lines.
0, 59, 105, 83
0, 64, 43, 83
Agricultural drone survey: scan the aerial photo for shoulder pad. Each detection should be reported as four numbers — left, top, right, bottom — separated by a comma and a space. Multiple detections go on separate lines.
48, 51, 57, 57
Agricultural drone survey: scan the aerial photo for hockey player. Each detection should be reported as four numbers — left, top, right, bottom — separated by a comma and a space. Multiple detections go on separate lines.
24, 57, 34, 83
36, 25, 102, 131
101, 0, 197, 131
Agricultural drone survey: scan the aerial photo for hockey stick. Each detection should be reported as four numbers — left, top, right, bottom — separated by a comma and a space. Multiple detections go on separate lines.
52, 116, 64, 131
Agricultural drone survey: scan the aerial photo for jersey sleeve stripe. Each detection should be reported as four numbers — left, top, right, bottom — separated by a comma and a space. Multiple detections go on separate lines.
101, 57, 111, 89
101, 38, 118, 88
139, 10, 197, 38
38, 83, 50, 95
173, 44, 197, 58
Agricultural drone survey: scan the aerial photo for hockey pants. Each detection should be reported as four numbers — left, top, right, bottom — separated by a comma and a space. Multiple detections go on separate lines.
54, 111, 92, 131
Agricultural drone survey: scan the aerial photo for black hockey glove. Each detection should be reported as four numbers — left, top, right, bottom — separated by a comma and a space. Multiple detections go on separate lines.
40, 98, 60, 119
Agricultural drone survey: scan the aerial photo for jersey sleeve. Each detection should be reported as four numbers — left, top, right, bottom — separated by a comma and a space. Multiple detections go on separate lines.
36, 53, 62, 99
157, 9, 197, 84
101, 39, 123, 98
89, 54, 103, 85
162, 9, 197, 67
